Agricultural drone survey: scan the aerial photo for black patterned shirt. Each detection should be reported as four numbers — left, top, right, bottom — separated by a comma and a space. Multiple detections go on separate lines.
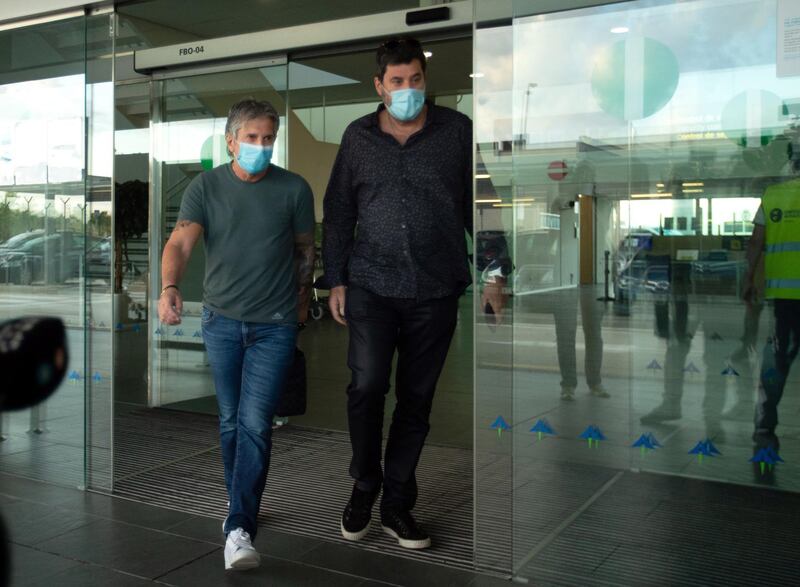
322, 102, 473, 300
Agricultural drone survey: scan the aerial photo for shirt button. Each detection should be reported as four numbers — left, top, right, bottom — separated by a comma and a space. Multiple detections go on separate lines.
401, 223, 406, 229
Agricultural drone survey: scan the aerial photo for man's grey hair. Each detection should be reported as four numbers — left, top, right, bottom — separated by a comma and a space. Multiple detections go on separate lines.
225, 98, 280, 154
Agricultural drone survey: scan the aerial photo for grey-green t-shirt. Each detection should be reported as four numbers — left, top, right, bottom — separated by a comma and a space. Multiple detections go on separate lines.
178, 163, 315, 324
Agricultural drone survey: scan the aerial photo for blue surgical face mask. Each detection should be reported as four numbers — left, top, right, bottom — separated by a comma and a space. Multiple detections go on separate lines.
236, 141, 273, 174
385, 87, 426, 122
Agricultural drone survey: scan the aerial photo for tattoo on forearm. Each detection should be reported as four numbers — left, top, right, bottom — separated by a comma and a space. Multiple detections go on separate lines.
294, 233, 315, 287
173, 220, 194, 233
294, 243, 315, 286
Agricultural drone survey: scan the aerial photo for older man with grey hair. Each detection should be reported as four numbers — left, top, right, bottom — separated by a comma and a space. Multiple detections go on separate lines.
158, 98, 315, 571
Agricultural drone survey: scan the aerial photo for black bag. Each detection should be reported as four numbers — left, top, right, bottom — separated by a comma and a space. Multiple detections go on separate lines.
276, 347, 306, 417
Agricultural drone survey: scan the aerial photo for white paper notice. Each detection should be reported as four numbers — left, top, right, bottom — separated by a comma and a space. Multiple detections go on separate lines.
778, 0, 800, 77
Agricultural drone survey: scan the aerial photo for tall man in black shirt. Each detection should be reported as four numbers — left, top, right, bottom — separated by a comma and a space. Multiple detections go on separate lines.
323, 38, 503, 549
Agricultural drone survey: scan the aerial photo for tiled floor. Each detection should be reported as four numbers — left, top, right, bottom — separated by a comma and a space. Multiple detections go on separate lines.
0, 472, 509, 587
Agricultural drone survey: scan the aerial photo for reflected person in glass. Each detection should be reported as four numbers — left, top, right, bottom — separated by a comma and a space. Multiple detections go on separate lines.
157, 98, 315, 571
638, 252, 757, 439
322, 37, 506, 550
745, 149, 800, 452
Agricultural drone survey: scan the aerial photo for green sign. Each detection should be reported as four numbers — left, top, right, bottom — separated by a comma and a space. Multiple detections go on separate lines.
591, 36, 680, 121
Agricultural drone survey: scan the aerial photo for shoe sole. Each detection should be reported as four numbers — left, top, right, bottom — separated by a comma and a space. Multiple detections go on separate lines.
341, 519, 370, 541
382, 525, 431, 549
225, 556, 260, 571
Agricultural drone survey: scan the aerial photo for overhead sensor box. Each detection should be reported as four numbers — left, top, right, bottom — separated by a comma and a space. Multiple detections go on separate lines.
406, 6, 451, 26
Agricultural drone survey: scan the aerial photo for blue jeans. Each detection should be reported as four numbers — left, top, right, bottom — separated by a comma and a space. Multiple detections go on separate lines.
201, 307, 297, 539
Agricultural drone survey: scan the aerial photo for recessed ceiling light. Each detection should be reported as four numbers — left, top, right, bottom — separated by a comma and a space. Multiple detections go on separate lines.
611, 26, 629, 34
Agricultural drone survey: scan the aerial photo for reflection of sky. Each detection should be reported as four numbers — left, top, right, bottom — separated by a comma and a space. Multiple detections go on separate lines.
476, 0, 788, 144
88, 82, 113, 178
0, 75, 86, 185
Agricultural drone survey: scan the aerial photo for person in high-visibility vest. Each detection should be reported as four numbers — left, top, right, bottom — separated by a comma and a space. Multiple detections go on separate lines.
743, 178, 800, 450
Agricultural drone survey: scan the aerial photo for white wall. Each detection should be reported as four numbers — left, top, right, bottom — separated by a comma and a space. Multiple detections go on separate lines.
0, 0, 89, 24
559, 206, 578, 287
595, 197, 617, 286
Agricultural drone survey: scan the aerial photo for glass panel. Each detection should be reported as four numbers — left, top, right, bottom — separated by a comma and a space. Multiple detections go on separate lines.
85, 12, 115, 491
112, 74, 151, 489
495, 0, 800, 583
149, 67, 288, 413
0, 16, 89, 487
112, 79, 151, 410
288, 37, 474, 443
473, 2, 515, 573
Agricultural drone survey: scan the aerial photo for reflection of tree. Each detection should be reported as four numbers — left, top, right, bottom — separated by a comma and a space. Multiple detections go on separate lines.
114, 180, 149, 292
0, 192, 50, 241
0, 195, 12, 241
89, 210, 111, 237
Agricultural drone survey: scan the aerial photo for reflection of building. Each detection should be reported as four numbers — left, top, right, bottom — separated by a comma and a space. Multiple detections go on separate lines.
1, 1, 798, 585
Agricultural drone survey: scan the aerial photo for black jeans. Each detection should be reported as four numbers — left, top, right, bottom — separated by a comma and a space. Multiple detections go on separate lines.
755, 299, 800, 434
345, 285, 459, 513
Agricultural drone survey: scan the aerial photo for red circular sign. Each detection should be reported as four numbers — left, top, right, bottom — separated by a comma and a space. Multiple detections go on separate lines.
548, 160, 568, 181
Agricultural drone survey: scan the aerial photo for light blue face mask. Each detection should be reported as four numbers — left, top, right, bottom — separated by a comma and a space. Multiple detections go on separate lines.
236, 141, 273, 174
386, 87, 426, 122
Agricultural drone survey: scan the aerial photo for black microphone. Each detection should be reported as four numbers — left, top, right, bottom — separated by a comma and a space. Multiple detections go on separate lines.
0, 317, 67, 411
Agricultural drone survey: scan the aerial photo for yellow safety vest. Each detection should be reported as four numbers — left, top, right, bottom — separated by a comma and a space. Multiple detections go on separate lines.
763, 179, 800, 300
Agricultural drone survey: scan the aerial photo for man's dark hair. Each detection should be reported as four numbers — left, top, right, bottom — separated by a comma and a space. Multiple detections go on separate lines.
375, 37, 427, 82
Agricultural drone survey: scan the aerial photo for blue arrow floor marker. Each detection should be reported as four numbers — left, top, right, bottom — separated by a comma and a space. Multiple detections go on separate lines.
646, 359, 662, 372
490, 416, 511, 439
530, 419, 555, 441
683, 361, 701, 374
632, 433, 661, 457
688, 438, 721, 464
750, 446, 784, 475
579, 425, 606, 448
721, 365, 740, 376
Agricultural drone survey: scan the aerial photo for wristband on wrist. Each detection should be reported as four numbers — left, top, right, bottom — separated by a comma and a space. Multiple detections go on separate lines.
160, 284, 179, 296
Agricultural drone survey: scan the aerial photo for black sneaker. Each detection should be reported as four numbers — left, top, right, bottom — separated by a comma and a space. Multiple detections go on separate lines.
381, 510, 431, 549
340, 485, 378, 541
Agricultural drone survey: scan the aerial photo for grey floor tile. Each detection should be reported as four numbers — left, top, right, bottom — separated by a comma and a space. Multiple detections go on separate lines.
28, 563, 168, 587
300, 542, 476, 587
37, 518, 217, 580
8, 543, 81, 587
2, 499, 98, 545
164, 515, 327, 562
0, 473, 83, 506
467, 575, 512, 587
73, 492, 195, 531
159, 549, 384, 587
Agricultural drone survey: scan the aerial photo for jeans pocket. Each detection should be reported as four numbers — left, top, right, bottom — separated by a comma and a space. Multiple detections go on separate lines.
201, 306, 216, 326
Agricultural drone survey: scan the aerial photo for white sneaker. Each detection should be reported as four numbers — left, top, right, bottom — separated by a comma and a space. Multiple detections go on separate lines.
224, 527, 260, 571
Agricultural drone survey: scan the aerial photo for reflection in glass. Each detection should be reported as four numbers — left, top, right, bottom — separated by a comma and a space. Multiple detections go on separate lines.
475, 0, 800, 580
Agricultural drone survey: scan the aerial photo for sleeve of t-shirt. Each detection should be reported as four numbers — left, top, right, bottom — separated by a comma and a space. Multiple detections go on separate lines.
753, 204, 765, 226
177, 175, 206, 228
293, 178, 316, 234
